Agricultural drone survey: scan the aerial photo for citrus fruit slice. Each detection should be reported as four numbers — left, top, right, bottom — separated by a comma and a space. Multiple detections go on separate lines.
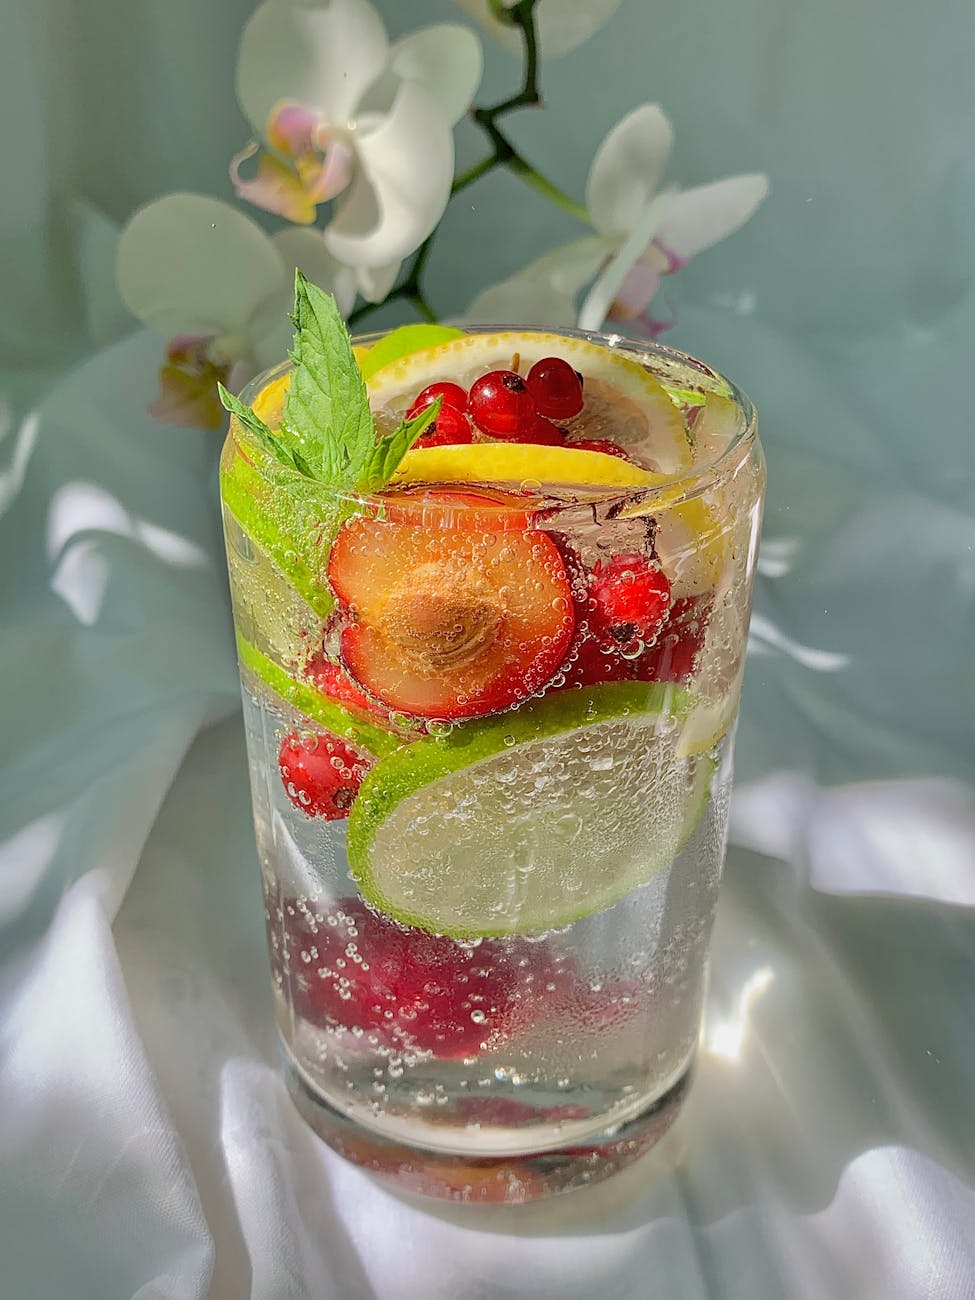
357, 324, 465, 379
677, 688, 739, 759
220, 443, 337, 620
327, 489, 575, 720
365, 331, 692, 474
346, 681, 713, 938
236, 635, 402, 758
392, 441, 661, 491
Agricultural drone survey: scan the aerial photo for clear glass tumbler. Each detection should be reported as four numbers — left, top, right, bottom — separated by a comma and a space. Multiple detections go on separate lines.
220, 328, 764, 1203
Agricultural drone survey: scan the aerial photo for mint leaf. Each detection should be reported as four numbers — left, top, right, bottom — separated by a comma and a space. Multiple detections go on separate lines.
358, 398, 442, 493
283, 270, 375, 486
217, 383, 315, 478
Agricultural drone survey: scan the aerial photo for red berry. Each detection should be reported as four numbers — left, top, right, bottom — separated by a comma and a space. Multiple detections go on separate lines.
570, 438, 633, 462
415, 404, 474, 448
407, 381, 469, 417
278, 731, 371, 819
526, 357, 584, 419
276, 898, 568, 1056
559, 636, 633, 689
523, 414, 567, 446
633, 594, 711, 683
589, 553, 671, 649
468, 370, 536, 438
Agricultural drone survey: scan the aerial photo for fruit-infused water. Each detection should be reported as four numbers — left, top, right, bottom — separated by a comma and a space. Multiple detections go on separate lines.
221, 325, 764, 1202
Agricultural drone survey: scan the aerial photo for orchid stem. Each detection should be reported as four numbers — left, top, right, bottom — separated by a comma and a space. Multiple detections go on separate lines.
351, 0, 585, 327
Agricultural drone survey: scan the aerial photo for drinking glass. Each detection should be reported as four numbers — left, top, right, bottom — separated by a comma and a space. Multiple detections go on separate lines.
220, 328, 764, 1203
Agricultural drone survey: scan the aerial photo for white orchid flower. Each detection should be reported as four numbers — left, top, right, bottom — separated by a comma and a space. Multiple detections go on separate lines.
116, 193, 350, 429
232, 0, 482, 297
452, 0, 622, 58
465, 104, 769, 333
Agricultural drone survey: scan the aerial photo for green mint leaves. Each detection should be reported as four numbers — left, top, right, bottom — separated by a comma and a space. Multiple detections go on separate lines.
216, 384, 315, 478
283, 271, 375, 485
359, 397, 441, 492
217, 269, 437, 495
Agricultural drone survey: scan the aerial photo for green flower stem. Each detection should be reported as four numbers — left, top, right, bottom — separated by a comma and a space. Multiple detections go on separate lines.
349, 0, 587, 330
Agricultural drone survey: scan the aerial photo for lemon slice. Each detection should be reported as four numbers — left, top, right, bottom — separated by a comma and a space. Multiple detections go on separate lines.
366, 330, 692, 474
677, 679, 741, 758
346, 681, 713, 938
393, 442, 664, 491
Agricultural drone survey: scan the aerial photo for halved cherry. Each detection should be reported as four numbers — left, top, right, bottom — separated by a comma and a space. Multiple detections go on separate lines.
327, 489, 575, 720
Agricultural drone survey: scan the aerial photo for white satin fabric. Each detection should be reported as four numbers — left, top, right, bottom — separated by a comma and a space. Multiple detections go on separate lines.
3, 0, 975, 1292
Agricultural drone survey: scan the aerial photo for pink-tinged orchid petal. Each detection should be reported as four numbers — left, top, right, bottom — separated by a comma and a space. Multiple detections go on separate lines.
116, 193, 287, 343
653, 173, 770, 260
236, 0, 389, 136
149, 357, 230, 432
586, 103, 674, 240
388, 24, 483, 126
264, 101, 355, 203
577, 191, 672, 332
307, 138, 355, 202
609, 259, 662, 321
325, 80, 453, 268
266, 100, 324, 157
451, 0, 622, 58
231, 141, 319, 223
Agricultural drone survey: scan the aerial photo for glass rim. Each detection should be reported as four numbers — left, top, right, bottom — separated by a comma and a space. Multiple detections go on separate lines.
229, 325, 758, 516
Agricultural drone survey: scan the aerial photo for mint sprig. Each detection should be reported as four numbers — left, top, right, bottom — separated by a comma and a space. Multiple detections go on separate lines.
283, 271, 375, 485
217, 384, 315, 478
359, 397, 442, 492
217, 269, 436, 495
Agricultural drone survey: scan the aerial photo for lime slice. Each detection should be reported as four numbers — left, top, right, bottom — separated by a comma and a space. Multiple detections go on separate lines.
347, 681, 713, 938
220, 448, 337, 620
366, 330, 693, 474
676, 682, 740, 758
237, 635, 404, 758
358, 325, 465, 379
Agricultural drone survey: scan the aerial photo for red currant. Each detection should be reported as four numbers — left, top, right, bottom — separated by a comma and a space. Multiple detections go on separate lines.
468, 370, 536, 438
589, 553, 671, 649
408, 381, 468, 417
523, 414, 567, 446
276, 897, 571, 1056
278, 731, 371, 819
632, 594, 711, 683
570, 438, 632, 462
415, 404, 474, 448
526, 357, 584, 419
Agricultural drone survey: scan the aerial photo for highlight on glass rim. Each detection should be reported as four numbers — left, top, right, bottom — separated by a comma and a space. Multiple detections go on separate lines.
219, 268, 765, 1202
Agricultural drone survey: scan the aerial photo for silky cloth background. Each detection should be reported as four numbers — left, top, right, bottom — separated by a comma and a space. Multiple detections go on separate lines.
2, 0, 974, 1297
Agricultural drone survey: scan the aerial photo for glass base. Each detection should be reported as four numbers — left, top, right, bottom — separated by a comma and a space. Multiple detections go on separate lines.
284, 1055, 693, 1204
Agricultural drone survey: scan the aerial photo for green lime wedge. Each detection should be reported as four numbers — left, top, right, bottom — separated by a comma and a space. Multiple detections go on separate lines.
236, 636, 403, 759
220, 453, 338, 621
359, 324, 465, 380
346, 681, 713, 938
